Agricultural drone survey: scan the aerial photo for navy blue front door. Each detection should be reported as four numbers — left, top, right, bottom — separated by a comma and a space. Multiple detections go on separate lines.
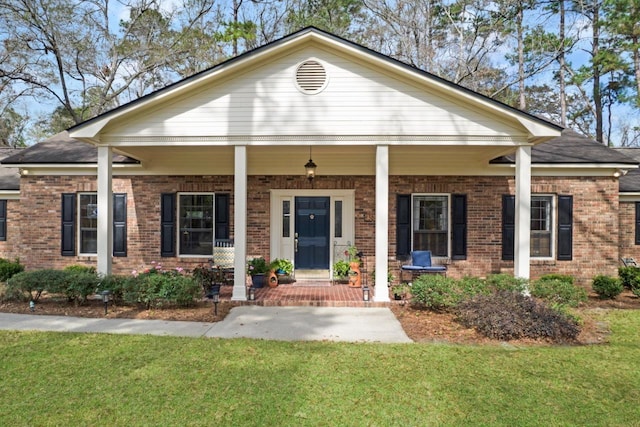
295, 197, 330, 269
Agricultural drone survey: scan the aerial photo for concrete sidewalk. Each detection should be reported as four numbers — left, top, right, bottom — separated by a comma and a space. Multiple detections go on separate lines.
0, 306, 412, 343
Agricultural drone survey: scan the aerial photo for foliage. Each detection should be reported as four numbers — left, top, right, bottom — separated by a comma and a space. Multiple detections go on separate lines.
390, 283, 410, 298
97, 274, 132, 305
457, 276, 489, 299
6, 269, 67, 302
270, 258, 294, 275
345, 245, 361, 264
0, 258, 24, 281
457, 291, 580, 342
592, 275, 624, 299
128, 264, 199, 308
333, 260, 350, 278
618, 266, 640, 289
410, 274, 463, 310
63, 264, 96, 274
484, 273, 528, 293
530, 276, 587, 308
247, 257, 269, 276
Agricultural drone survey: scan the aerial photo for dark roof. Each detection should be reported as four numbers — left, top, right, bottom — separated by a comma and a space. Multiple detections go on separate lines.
614, 148, 640, 192
0, 131, 139, 165
70, 26, 562, 135
0, 147, 23, 190
491, 129, 639, 165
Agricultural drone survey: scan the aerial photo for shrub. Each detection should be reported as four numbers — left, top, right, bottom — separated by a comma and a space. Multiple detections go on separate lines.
530, 277, 587, 308
592, 275, 624, 299
0, 258, 24, 281
410, 275, 463, 310
457, 276, 489, 299
129, 269, 200, 308
7, 269, 68, 302
63, 271, 101, 304
457, 291, 580, 342
97, 274, 131, 305
618, 266, 640, 290
63, 264, 97, 274
538, 273, 574, 284
484, 273, 528, 293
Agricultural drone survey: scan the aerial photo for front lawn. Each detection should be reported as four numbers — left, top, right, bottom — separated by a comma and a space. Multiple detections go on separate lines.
1, 309, 639, 426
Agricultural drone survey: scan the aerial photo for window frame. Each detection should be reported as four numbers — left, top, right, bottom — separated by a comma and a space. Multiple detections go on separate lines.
77, 192, 98, 256
531, 194, 555, 259
411, 193, 451, 258
177, 192, 216, 257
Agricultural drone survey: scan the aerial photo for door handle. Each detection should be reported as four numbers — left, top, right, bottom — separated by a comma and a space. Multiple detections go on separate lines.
294, 238, 299, 252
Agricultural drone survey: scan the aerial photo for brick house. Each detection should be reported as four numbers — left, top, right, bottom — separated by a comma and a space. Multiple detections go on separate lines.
1, 27, 638, 301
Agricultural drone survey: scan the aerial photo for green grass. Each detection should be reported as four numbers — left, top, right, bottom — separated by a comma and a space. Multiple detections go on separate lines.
1, 310, 639, 426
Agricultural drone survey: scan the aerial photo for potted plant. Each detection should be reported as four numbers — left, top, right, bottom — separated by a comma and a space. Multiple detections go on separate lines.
248, 257, 269, 288
346, 245, 362, 288
270, 258, 294, 276
333, 259, 350, 283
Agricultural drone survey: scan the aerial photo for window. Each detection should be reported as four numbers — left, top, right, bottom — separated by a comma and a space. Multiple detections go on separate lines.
179, 193, 214, 256
79, 193, 98, 254
335, 200, 343, 238
282, 200, 290, 238
531, 195, 553, 257
412, 195, 449, 257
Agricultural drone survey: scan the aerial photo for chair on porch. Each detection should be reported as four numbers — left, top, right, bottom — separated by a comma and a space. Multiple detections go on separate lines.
400, 250, 447, 283
212, 239, 235, 285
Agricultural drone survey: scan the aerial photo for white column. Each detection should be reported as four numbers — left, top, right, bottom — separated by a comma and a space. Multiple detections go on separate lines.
375, 145, 390, 302
514, 145, 531, 280
232, 145, 248, 301
97, 146, 113, 276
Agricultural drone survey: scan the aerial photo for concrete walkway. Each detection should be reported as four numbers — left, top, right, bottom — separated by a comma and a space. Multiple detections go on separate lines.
0, 306, 412, 343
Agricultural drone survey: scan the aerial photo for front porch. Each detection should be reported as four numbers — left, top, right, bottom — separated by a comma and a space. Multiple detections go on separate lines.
215, 281, 391, 307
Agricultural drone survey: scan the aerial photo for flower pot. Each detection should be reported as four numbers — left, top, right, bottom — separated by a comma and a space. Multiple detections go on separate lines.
268, 270, 278, 288
251, 274, 265, 288
348, 262, 361, 288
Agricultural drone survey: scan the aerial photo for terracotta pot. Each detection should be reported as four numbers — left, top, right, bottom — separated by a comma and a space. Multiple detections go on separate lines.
267, 270, 278, 288
348, 262, 361, 288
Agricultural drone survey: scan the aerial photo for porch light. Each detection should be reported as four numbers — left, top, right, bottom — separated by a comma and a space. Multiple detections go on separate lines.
304, 146, 317, 183
362, 285, 370, 302
248, 285, 255, 301
101, 290, 111, 315
29, 300, 35, 312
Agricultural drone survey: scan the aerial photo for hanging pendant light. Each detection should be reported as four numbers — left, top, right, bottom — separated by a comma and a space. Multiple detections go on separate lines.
304, 146, 317, 183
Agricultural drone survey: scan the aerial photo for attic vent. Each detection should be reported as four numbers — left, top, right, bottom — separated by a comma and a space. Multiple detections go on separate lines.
295, 60, 327, 94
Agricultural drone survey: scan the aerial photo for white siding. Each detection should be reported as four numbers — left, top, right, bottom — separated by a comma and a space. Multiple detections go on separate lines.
105, 46, 524, 140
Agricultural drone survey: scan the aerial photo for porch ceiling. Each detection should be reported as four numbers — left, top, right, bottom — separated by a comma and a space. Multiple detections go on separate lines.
116, 144, 516, 175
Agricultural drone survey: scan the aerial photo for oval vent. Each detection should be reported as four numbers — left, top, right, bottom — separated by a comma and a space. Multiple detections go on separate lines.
295, 60, 327, 94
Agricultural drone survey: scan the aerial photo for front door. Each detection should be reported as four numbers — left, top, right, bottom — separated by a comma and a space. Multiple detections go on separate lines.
295, 197, 330, 269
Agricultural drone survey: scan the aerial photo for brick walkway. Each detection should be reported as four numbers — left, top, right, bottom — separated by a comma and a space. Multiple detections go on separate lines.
217, 280, 390, 307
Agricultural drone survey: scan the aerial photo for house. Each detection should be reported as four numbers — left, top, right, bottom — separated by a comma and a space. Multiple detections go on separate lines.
1, 27, 638, 302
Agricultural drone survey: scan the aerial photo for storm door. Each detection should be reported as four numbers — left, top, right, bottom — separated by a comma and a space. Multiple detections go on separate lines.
294, 197, 330, 269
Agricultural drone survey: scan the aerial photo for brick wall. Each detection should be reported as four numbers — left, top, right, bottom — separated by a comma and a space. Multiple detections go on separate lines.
13, 173, 620, 285
0, 199, 21, 260
619, 201, 639, 262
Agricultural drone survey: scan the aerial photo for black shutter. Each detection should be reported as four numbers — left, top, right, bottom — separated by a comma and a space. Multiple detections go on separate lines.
636, 202, 640, 245
502, 195, 515, 261
61, 193, 76, 256
396, 194, 411, 257
451, 194, 467, 260
161, 193, 176, 257
557, 195, 573, 260
113, 193, 127, 257
215, 193, 230, 240
0, 200, 6, 241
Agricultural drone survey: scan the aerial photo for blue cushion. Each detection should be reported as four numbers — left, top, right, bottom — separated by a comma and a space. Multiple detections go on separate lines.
411, 251, 432, 267
402, 265, 447, 271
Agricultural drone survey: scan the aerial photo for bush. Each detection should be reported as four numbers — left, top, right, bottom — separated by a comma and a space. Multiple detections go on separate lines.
63, 264, 97, 274
0, 258, 24, 281
97, 274, 131, 305
457, 276, 489, 299
410, 275, 463, 310
592, 275, 624, 299
63, 271, 101, 304
128, 269, 200, 308
618, 266, 640, 290
530, 277, 587, 308
484, 273, 528, 293
7, 269, 68, 302
457, 291, 580, 342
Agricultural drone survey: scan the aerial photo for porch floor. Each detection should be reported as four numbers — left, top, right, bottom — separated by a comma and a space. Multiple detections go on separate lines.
217, 280, 391, 307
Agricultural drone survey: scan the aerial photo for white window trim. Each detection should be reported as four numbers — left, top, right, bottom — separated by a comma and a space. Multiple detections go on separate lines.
177, 192, 216, 258
78, 192, 98, 257
411, 193, 451, 259
531, 194, 555, 260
